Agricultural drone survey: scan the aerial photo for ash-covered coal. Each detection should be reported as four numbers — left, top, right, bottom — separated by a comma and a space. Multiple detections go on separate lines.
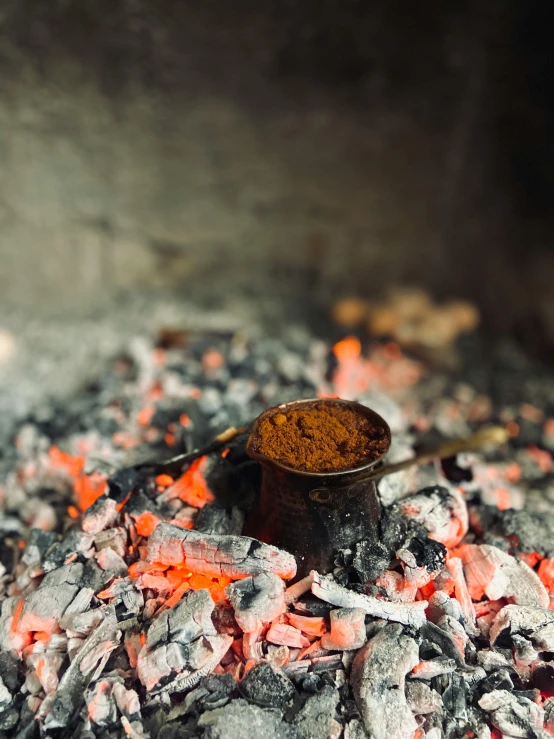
3, 330, 554, 737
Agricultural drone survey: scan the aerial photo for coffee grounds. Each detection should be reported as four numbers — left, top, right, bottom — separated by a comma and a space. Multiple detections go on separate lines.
255, 402, 389, 473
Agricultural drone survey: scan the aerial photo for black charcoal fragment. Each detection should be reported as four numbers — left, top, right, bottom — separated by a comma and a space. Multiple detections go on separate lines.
241, 662, 296, 708
198, 698, 293, 739
291, 685, 339, 739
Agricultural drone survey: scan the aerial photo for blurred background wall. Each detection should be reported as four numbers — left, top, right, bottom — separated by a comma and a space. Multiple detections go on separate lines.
0, 1, 553, 352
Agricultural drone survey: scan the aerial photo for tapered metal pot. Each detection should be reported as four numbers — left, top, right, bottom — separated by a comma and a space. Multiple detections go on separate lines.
244, 398, 391, 578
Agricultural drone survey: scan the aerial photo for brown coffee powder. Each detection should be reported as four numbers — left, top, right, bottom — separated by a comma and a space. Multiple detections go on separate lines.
255, 401, 389, 473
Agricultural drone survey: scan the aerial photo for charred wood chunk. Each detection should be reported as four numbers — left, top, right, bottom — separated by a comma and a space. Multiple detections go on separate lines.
226, 573, 286, 633
490, 604, 554, 654
351, 622, 419, 739
291, 685, 339, 739
147, 523, 296, 580
241, 662, 296, 708
478, 689, 544, 737
197, 698, 285, 739
311, 571, 428, 628
458, 544, 549, 608
321, 608, 367, 651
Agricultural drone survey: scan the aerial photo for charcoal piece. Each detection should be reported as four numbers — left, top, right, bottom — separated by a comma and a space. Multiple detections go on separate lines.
125, 489, 163, 517
197, 698, 292, 739
0, 708, 18, 731
321, 608, 366, 651
82, 558, 113, 591
419, 622, 466, 667
0, 677, 11, 712
147, 523, 296, 580
427, 592, 464, 625
311, 571, 428, 628
20, 529, 57, 566
198, 674, 236, 709
396, 486, 468, 550
544, 697, 554, 733
42, 530, 94, 572
0, 652, 21, 692
351, 623, 419, 739
352, 540, 389, 582
145, 590, 216, 651
419, 640, 444, 661
291, 685, 339, 739
226, 573, 286, 633
490, 605, 554, 653
530, 662, 554, 697
194, 505, 240, 536
299, 674, 322, 695
241, 662, 296, 708
82, 496, 119, 535
399, 535, 446, 573
459, 544, 549, 608
478, 689, 544, 737
474, 669, 514, 702
405, 681, 442, 714
43, 606, 120, 731
107, 468, 142, 504
441, 673, 467, 721
343, 718, 367, 739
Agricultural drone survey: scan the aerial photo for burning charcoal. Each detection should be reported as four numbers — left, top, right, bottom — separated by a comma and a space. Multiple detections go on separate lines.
410, 658, 457, 679
42, 530, 94, 572
147, 523, 297, 580
352, 540, 390, 583
86, 680, 118, 728
241, 662, 296, 708
145, 589, 216, 650
137, 590, 232, 695
405, 681, 442, 714
197, 698, 286, 739
291, 685, 339, 739
457, 544, 549, 608
82, 496, 119, 535
490, 604, 554, 653
43, 606, 121, 731
96, 547, 128, 576
478, 689, 544, 737
311, 571, 428, 628
226, 573, 286, 633
351, 622, 419, 739
321, 608, 366, 651
427, 591, 464, 625
396, 486, 468, 548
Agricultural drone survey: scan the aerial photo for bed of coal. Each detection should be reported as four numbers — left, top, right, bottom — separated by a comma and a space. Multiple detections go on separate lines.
3, 326, 554, 739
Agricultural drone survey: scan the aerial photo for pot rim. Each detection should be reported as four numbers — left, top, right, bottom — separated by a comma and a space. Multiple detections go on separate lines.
246, 397, 391, 478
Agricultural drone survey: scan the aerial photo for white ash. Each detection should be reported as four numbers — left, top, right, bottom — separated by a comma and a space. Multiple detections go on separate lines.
351, 623, 419, 739
311, 571, 428, 628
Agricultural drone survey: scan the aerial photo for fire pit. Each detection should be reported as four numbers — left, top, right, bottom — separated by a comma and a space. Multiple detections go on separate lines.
2, 329, 554, 738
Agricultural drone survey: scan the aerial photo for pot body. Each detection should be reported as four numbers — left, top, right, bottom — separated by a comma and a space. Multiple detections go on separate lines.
244, 398, 391, 578
244, 463, 382, 577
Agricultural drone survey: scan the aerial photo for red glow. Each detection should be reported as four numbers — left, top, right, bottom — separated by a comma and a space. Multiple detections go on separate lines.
74, 472, 108, 512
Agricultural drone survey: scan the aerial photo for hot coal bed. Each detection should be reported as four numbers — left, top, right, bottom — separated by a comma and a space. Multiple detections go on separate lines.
3, 331, 554, 739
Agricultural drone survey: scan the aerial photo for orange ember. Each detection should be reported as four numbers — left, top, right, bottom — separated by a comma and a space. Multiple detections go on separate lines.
74, 472, 108, 512
163, 456, 215, 508
333, 336, 362, 363
48, 446, 85, 478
